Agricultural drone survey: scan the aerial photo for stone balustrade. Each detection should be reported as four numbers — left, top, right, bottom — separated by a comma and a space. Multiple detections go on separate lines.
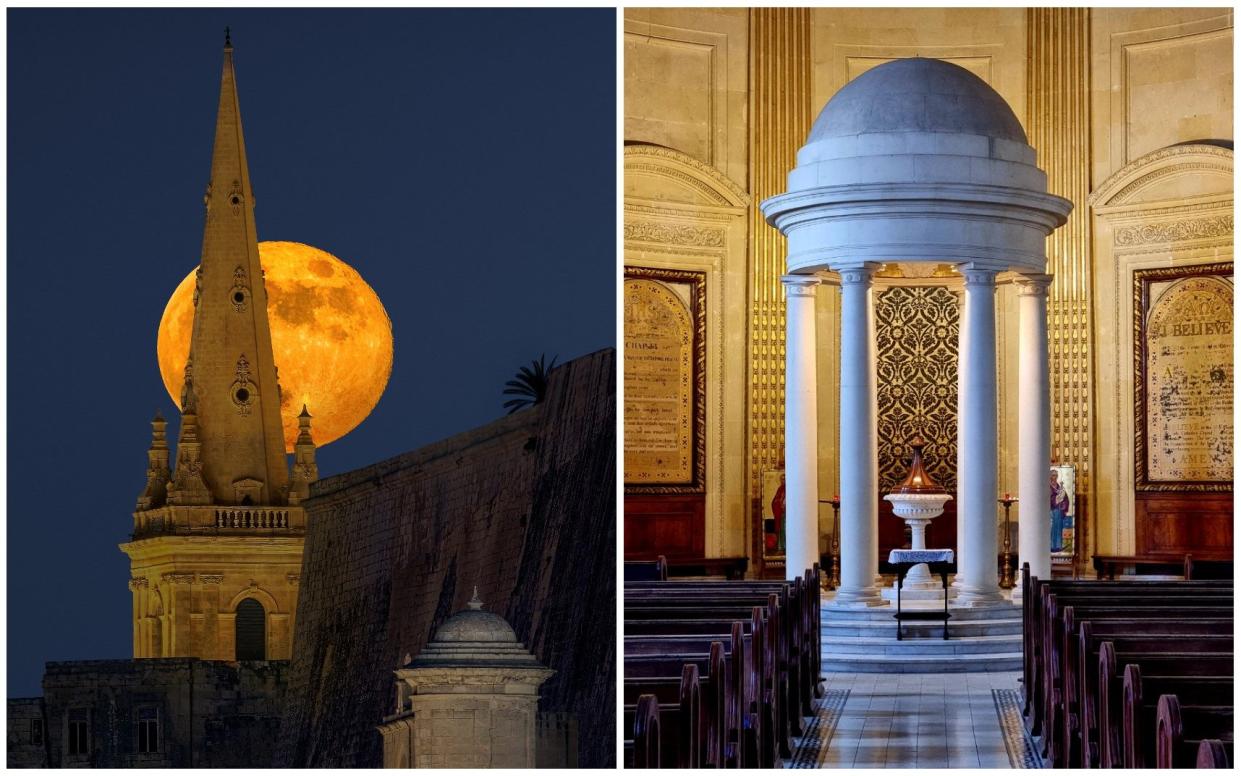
132, 505, 305, 537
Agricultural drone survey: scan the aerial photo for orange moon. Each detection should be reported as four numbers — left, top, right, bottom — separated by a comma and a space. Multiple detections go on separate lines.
157, 241, 393, 452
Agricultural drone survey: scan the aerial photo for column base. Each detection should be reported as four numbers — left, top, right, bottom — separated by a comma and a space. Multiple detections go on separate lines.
831, 586, 885, 607
952, 585, 1008, 607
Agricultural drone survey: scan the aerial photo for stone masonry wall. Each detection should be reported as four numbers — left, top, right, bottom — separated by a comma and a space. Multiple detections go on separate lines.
276, 349, 616, 767
37, 659, 287, 768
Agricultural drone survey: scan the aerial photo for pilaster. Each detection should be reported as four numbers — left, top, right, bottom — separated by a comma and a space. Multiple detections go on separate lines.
749, 8, 813, 569
1027, 8, 1094, 564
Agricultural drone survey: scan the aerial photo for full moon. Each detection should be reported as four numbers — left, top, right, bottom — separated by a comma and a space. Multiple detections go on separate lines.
157, 241, 393, 452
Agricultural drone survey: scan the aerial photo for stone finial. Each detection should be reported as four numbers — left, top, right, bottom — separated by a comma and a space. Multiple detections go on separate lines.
224, 26, 232, 48
467, 586, 483, 610
289, 404, 319, 504
890, 437, 946, 494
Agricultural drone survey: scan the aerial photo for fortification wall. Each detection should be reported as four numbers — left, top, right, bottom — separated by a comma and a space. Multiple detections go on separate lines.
276, 349, 616, 767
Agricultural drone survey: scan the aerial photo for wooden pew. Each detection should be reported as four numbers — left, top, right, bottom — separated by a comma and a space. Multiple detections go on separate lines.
1038, 597, 1232, 765
1070, 615, 1232, 768
625, 645, 731, 768
1037, 593, 1231, 753
1155, 693, 1234, 769
1020, 564, 1231, 727
626, 569, 822, 722
1066, 620, 1231, 768
1023, 574, 1231, 741
1110, 663, 1232, 768
622, 663, 701, 768
623, 565, 823, 767
625, 607, 782, 766
624, 618, 774, 767
1100, 645, 1234, 768
624, 555, 668, 582
1197, 739, 1232, 768
627, 694, 660, 768
624, 590, 796, 726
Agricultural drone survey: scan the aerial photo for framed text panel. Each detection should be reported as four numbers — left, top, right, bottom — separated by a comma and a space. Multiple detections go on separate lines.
1134, 262, 1233, 491
623, 266, 706, 493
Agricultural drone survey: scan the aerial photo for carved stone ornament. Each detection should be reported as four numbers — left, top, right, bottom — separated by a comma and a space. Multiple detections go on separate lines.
161, 573, 196, 585
198, 574, 224, 585
1115, 215, 1233, 247
230, 265, 251, 312
624, 220, 726, 247
229, 180, 243, 214
232, 354, 255, 416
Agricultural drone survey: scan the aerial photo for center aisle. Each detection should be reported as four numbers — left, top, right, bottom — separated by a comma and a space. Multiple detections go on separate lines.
804, 672, 1018, 768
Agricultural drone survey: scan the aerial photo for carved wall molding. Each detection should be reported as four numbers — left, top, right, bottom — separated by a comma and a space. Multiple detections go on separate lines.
161, 573, 195, 585
624, 221, 726, 247
624, 145, 750, 206
199, 574, 225, 585
1115, 215, 1234, 246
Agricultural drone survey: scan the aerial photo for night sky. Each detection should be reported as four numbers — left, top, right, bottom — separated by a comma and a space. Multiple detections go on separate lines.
7, 8, 616, 697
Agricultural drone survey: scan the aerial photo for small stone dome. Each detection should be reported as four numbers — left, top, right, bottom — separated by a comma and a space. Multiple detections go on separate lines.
434, 606, 518, 644
806, 58, 1026, 143
405, 589, 545, 669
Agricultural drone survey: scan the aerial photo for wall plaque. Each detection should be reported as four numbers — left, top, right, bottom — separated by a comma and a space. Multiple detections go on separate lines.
1135, 263, 1233, 490
623, 267, 705, 492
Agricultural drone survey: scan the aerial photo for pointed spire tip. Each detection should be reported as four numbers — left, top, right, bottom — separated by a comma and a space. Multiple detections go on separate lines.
224, 26, 232, 48
467, 586, 484, 610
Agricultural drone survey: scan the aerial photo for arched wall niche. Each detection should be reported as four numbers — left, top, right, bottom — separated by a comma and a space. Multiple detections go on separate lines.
623, 143, 750, 561
1090, 143, 1233, 557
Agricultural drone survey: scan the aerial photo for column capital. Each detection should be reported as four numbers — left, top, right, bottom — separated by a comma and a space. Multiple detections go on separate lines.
1014, 273, 1053, 297
781, 274, 821, 297
960, 266, 1000, 287
835, 262, 884, 286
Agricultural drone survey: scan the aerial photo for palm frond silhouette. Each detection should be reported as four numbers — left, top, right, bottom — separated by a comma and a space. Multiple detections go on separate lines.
502, 354, 558, 414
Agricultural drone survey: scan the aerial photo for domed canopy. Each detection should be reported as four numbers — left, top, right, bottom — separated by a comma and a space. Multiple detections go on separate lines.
807, 58, 1026, 144
761, 56, 1071, 274
405, 589, 544, 670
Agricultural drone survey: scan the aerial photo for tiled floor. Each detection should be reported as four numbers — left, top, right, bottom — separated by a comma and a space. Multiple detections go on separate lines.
817, 671, 1018, 768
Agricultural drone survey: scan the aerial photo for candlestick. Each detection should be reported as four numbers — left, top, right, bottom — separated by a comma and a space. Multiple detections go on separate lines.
998, 494, 1018, 589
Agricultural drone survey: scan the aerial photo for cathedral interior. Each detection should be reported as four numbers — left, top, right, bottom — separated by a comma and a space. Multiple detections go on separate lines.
623, 6, 1233, 769
624, 5, 1232, 589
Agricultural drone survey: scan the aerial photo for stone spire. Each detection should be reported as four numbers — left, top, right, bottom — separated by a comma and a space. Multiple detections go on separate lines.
288, 404, 319, 504
136, 411, 171, 510
177, 36, 289, 505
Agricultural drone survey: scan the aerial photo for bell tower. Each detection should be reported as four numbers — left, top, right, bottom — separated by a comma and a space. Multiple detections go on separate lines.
121, 33, 315, 661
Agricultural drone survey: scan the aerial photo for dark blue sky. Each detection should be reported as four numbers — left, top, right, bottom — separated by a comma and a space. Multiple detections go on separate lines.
7, 8, 616, 697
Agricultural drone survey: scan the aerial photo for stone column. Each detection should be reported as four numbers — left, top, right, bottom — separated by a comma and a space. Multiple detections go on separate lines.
956, 266, 1004, 605
1016, 274, 1053, 592
836, 264, 882, 605
782, 275, 821, 581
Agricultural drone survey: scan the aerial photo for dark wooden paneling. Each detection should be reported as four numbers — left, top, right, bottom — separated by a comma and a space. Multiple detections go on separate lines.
624, 494, 705, 559
1135, 492, 1233, 555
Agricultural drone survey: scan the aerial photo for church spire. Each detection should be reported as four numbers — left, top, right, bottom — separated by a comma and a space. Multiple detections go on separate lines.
176, 36, 289, 505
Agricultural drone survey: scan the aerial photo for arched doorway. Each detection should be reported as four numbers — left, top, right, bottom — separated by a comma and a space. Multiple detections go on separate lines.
234, 598, 266, 660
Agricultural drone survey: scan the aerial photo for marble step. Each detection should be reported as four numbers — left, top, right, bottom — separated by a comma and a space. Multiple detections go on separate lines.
823, 616, 1023, 638
822, 650, 1023, 674
823, 634, 1022, 655
821, 603, 1020, 622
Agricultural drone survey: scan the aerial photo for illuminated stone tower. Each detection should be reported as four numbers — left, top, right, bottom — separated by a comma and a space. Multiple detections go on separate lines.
121, 33, 312, 661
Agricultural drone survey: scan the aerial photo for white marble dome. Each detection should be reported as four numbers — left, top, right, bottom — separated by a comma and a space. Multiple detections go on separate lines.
806, 58, 1026, 143
763, 57, 1071, 273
